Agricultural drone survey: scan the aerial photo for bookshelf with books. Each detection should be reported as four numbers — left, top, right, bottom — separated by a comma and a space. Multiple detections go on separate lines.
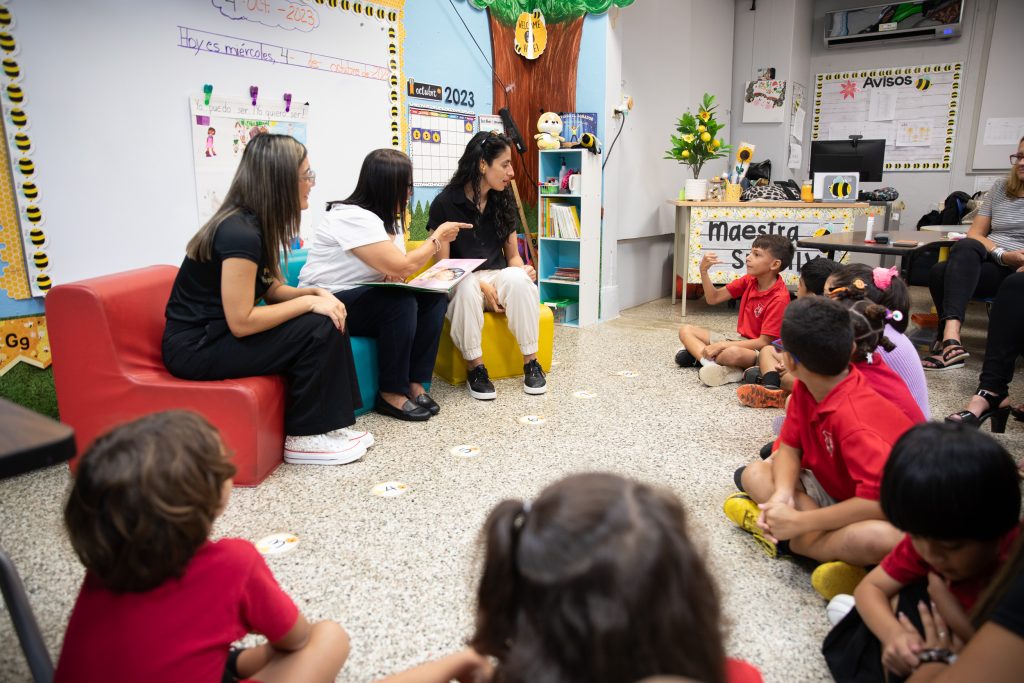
537, 148, 601, 326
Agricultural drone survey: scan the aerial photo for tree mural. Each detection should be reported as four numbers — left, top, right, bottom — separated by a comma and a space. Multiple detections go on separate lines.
468, 0, 635, 207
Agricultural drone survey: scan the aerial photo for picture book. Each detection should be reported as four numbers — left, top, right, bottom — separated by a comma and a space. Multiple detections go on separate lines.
359, 258, 486, 293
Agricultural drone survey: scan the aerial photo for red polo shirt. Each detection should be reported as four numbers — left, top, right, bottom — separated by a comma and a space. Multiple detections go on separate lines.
881, 526, 1020, 612
725, 274, 790, 340
779, 366, 914, 501
855, 355, 926, 425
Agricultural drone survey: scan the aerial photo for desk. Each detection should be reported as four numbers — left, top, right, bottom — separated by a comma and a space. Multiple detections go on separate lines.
1, 398, 75, 682
797, 230, 955, 270
669, 200, 869, 315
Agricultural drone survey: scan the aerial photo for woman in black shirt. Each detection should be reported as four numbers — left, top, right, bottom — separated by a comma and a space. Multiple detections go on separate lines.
426, 131, 546, 400
163, 134, 369, 466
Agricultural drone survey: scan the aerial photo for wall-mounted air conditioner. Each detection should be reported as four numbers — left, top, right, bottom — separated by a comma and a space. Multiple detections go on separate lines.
825, 0, 964, 49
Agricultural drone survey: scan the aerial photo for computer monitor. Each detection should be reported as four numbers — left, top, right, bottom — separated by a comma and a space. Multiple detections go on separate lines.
809, 138, 885, 182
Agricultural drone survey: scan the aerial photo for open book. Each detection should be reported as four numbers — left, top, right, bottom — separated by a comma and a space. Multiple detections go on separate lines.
359, 258, 486, 293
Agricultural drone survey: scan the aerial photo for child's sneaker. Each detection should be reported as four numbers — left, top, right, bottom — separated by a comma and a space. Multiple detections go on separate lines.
674, 348, 699, 367
284, 433, 366, 466
736, 384, 787, 409
811, 561, 867, 601
826, 594, 857, 626
740, 366, 762, 385
329, 427, 374, 450
722, 492, 778, 558
698, 362, 744, 387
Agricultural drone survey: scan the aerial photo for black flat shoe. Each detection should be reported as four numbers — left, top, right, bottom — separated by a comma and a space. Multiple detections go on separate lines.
375, 395, 431, 421
945, 389, 1010, 434
412, 392, 440, 415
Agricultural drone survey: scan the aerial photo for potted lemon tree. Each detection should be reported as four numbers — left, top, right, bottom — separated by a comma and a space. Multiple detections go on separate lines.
665, 93, 731, 200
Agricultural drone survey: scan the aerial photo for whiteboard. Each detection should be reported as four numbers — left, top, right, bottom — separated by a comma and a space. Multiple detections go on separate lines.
969, 0, 1024, 171
812, 62, 962, 172
4, 0, 402, 293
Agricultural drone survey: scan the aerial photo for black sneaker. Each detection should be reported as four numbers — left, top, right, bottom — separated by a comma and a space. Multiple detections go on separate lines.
523, 359, 547, 395
467, 364, 496, 400
740, 366, 762, 385
675, 348, 699, 367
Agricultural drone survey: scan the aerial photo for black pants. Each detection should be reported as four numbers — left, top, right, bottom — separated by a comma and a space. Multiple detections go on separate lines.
162, 314, 361, 436
979, 272, 1024, 396
335, 286, 447, 395
928, 238, 1014, 329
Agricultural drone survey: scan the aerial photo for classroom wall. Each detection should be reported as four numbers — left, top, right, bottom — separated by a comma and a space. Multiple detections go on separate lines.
727, 0, 1017, 228
607, 0, 736, 309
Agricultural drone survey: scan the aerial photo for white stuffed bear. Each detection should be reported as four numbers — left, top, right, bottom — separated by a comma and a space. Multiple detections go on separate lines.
534, 111, 564, 150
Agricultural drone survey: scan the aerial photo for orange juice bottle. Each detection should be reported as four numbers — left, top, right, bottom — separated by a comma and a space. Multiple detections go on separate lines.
801, 180, 814, 202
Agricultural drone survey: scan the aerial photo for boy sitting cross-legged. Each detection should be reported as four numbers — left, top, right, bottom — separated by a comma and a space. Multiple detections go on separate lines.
676, 234, 795, 387
725, 298, 909, 586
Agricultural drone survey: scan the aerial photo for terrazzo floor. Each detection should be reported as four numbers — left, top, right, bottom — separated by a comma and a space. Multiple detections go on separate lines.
1, 292, 1021, 683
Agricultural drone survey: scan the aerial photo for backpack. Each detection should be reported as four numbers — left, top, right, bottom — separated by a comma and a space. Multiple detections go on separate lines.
916, 191, 971, 228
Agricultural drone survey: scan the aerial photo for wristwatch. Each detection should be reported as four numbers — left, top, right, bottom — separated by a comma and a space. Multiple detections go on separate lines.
991, 246, 1007, 266
917, 648, 958, 665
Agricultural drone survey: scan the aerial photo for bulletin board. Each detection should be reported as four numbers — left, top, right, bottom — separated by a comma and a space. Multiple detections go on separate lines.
968, 0, 1024, 171
0, 0, 405, 305
408, 105, 476, 186
811, 62, 962, 172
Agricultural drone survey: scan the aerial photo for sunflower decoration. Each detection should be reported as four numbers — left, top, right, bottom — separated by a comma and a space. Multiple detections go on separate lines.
665, 93, 732, 179
733, 142, 756, 179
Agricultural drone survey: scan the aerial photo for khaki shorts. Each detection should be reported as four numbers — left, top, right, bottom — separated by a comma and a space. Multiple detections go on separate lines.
709, 330, 745, 344
800, 469, 838, 508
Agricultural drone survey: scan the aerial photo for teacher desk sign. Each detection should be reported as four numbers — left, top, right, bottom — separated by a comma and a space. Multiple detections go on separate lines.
685, 204, 868, 286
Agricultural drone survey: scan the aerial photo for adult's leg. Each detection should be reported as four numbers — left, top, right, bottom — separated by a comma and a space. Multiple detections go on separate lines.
447, 272, 486, 368
409, 291, 448, 388
930, 238, 1009, 342
164, 313, 359, 436
494, 267, 540, 362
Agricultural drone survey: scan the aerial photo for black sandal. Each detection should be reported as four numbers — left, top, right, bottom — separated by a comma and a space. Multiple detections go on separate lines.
1012, 404, 1024, 423
922, 339, 969, 371
945, 389, 1011, 433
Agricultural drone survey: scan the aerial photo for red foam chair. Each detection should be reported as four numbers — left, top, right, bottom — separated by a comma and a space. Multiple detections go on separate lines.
46, 266, 284, 486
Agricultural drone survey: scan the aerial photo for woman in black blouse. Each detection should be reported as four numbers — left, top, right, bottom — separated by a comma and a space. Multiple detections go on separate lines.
426, 131, 546, 400
162, 134, 369, 466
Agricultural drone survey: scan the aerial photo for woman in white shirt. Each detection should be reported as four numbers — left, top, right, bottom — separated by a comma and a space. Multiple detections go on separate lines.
299, 149, 469, 421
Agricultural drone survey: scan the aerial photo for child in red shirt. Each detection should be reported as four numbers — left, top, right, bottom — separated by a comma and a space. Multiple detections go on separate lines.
54, 411, 349, 683
824, 423, 1021, 681
676, 234, 795, 387
376, 473, 765, 683
727, 298, 909, 569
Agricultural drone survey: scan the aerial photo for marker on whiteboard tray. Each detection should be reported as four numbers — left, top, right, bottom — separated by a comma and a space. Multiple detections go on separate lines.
283, 93, 292, 113
249, 85, 258, 107
203, 84, 213, 106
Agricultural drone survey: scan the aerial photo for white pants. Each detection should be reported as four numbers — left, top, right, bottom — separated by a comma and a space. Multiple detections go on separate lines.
447, 267, 539, 361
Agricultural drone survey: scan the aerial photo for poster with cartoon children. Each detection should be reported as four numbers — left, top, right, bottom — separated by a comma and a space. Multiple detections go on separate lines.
190, 95, 309, 227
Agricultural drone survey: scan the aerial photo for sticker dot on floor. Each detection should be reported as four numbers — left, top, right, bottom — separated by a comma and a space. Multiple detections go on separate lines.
518, 414, 546, 425
371, 481, 409, 497
573, 390, 596, 399
450, 444, 481, 458
256, 532, 299, 556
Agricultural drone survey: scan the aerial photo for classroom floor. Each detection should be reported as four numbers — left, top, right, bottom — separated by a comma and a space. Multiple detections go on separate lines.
1, 290, 1022, 683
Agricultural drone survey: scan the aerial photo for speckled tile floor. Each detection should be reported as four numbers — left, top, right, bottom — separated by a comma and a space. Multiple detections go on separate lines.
1, 292, 1021, 682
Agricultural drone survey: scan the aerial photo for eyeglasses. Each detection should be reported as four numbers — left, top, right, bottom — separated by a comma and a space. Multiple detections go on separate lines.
300, 170, 316, 183
1011, 154, 1023, 165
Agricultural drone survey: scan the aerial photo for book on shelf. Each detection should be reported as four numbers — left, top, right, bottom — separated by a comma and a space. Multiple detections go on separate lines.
357, 258, 485, 293
547, 266, 580, 282
541, 199, 581, 238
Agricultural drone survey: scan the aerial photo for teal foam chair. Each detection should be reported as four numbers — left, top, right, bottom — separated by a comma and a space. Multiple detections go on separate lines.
283, 248, 427, 416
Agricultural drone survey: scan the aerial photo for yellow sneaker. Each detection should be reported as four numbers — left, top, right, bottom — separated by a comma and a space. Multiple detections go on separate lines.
811, 561, 867, 601
723, 492, 778, 558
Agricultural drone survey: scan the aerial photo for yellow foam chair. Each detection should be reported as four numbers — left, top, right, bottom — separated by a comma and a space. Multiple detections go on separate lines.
434, 305, 554, 385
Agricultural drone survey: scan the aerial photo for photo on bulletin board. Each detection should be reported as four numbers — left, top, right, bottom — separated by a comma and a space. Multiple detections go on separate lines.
743, 80, 787, 123
812, 63, 962, 171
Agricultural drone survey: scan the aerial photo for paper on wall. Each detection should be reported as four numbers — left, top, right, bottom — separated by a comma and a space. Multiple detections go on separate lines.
791, 107, 805, 140
868, 90, 897, 121
828, 121, 895, 146
788, 142, 802, 170
896, 119, 932, 147
478, 114, 504, 133
982, 117, 1024, 146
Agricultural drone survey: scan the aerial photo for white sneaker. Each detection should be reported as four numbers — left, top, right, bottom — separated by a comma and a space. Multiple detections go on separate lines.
284, 433, 366, 466
329, 427, 374, 450
698, 362, 745, 387
826, 594, 856, 626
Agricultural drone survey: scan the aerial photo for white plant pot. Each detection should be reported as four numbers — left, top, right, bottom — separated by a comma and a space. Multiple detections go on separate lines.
685, 178, 708, 201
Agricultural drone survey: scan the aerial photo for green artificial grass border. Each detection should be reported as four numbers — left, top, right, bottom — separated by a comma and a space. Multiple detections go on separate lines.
0, 363, 58, 419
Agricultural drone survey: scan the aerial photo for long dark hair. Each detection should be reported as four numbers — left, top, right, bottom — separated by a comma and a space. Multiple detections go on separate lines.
64, 411, 236, 593
333, 148, 412, 235
470, 472, 726, 683
825, 263, 911, 333
445, 131, 518, 240
186, 133, 305, 281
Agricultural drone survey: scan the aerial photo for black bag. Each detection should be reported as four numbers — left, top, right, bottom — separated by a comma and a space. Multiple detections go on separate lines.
917, 191, 970, 228
774, 179, 801, 200
746, 160, 771, 182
